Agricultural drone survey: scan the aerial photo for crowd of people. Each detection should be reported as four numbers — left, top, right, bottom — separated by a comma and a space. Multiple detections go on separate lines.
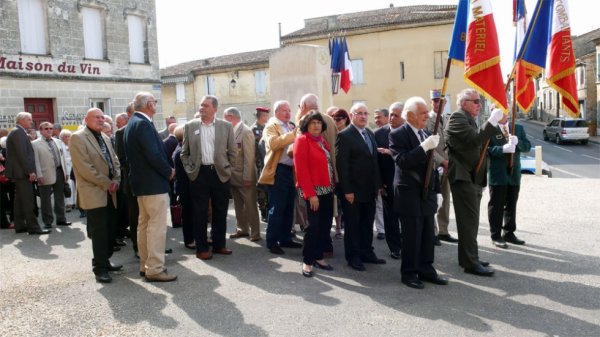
0, 88, 530, 289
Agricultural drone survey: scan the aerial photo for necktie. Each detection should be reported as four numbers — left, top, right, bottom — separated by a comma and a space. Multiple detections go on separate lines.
46, 139, 60, 168
96, 135, 114, 178
418, 129, 425, 142
362, 130, 373, 154
501, 124, 509, 141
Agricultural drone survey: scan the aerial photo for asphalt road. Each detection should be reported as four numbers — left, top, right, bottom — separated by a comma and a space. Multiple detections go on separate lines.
1, 176, 600, 336
520, 120, 600, 179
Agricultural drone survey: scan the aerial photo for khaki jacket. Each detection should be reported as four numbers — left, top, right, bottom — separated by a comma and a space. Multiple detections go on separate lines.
230, 123, 257, 187
70, 127, 120, 209
257, 118, 296, 185
32, 137, 67, 186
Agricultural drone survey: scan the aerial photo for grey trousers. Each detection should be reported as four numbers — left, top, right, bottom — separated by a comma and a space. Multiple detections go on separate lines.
39, 167, 66, 226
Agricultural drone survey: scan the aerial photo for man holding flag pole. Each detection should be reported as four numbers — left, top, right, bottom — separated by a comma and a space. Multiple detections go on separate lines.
442, 0, 507, 277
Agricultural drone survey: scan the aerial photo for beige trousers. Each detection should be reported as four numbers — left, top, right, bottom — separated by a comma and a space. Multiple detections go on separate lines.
137, 193, 169, 276
231, 185, 260, 238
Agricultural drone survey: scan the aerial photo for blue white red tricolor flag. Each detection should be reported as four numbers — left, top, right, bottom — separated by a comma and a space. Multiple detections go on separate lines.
514, 0, 579, 117
329, 36, 353, 94
449, 0, 508, 112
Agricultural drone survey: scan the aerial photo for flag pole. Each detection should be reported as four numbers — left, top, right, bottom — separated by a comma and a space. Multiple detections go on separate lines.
423, 57, 452, 198
508, 80, 517, 174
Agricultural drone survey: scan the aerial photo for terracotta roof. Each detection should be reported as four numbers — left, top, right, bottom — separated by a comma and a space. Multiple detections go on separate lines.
160, 48, 276, 78
281, 5, 457, 44
573, 28, 600, 58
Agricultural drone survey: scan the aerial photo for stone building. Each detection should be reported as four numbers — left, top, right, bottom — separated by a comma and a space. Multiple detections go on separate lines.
160, 5, 465, 124
0, 0, 161, 130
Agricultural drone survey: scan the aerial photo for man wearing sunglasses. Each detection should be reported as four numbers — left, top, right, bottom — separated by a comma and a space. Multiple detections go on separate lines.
445, 88, 503, 277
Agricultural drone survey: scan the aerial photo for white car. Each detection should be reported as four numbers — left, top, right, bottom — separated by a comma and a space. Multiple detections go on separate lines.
520, 154, 552, 177
543, 118, 589, 145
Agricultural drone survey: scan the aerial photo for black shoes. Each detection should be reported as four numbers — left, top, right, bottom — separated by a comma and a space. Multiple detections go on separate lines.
464, 264, 495, 277
269, 246, 285, 255
492, 238, 508, 249
390, 251, 400, 260
313, 262, 334, 271
280, 241, 302, 248
480, 261, 490, 267
363, 257, 386, 264
402, 279, 425, 289
376, 233, 385, 240
348, 261, 366, 271
438, 234, 458, 243
108, 263, 123, 272
29, 229, 51, 235
503, 233, 525, 245
57, 221, 72, 226
95, 271, 112, 283
44, 224, 52, 229
302, 269, 314, 278
433, 236, 442, 246
419, 275, 449, 285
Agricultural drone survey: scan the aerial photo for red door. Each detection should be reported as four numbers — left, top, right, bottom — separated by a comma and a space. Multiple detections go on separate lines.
24, 98, 54, 129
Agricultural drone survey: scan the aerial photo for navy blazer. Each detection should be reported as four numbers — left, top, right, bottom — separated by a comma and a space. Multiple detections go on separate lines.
335, 124, 382, 203
389, 123, 440, 217
373, 124, 395, 193
5, 126, 36, 180
123, 112, 171, 196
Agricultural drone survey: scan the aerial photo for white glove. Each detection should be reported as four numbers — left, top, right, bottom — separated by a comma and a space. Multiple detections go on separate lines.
508, 135, 519, 146
436, 193, 443, 211
421, 134, 440, 152
487, 108, 504, 127
502, 143, 516, 153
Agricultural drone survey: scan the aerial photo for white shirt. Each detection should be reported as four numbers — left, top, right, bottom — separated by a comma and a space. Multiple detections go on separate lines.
406, 122, 425, 143
277, 118, 294, 166
200, 118, 215, 165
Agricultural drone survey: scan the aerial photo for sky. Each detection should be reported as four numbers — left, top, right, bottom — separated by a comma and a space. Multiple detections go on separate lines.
155, 0, 598, 78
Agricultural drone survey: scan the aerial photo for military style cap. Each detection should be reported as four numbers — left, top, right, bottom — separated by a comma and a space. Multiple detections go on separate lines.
430, 89, 442, 99
256, 106, 270, 112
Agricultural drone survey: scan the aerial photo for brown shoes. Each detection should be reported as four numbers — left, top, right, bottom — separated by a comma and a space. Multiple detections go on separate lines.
196, 251, 213, 260
213, 247, 233, 255
250, 236, 261, 242
229, 231, 249, 239
145, 271, 177, 282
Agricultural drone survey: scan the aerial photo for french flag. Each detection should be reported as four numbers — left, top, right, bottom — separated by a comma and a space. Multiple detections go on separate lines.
515, 0, 579, 117
463, 0, 508, 112
340, 37, 353, 93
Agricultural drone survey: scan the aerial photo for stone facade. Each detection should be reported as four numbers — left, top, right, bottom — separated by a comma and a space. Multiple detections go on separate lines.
0, 0, 161, 130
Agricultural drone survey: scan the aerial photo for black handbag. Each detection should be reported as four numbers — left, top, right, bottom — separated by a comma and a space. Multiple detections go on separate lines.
64, 182, 72, 198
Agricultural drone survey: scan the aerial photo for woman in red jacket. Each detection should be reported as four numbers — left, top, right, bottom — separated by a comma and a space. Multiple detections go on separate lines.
293, 111, 335, 277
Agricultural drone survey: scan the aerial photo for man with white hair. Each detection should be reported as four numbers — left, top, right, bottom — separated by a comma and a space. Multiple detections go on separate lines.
336, 102, 384, 271
390, 97, 447, 289
445, 88, 504, 277
5, 112, 49, 234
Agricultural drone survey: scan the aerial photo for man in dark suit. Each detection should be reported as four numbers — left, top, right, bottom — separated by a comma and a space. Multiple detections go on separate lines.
390, 97, 448, 289
373, 102, 404, 260
70, 108, 122, 283
180, 95, 236, 260
336, 102, 385, 271
124, 92, 177, 283
5, 112, 49, 235
158, 116, 176, 140
487, 115, 531, 248
163, 122, 180, 227
445, 88, 504, 277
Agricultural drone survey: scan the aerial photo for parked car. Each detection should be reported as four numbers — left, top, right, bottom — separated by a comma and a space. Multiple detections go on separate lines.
543, 118, 589, 145
520, 154, 552, 177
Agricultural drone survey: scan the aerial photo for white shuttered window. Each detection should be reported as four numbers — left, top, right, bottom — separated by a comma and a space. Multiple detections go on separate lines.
255, 70, 267, 95
176, 83, 186, 102
82, 7, 104, 59
18, 0, 48, 54
127, 15, 146, 63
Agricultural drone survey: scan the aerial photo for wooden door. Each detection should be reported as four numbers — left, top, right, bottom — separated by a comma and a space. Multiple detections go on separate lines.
24, 98, 54, 129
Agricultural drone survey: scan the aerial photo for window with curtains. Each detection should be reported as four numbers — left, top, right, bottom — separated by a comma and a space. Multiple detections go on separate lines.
127, 15, 147, 63
255, 70, 267, 95
204, 75, 215, 95
351, 59, 364, 84
434, 51, 448, 79
176, 83, 186, 102
17, 0, 48, 54
81, 7, 105, 60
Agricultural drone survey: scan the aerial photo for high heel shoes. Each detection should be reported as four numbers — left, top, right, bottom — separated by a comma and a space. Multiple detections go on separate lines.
313, 261, 334, 271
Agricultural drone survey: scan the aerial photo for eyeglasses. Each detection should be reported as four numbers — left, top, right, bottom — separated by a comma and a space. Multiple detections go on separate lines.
465, 99, 481, 104
42, 127, 53, 130
353, 111, 369, 116
334, 117, 346, 121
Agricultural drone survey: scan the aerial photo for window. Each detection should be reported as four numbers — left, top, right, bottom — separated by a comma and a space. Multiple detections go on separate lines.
204, 75, 215, 95
255, 70, 267, 95
576, 66, 585, 88
351, 59, 364, 84
81, 7, 105, 59
127, 15, 147, 63
90, 98, 110, 115
597, 53, 600, 82
548, 91, 553, 110
434, 51, 448, 79
18, 0, 48, 54
400, 61, 405, 81
176, 83, 186, 102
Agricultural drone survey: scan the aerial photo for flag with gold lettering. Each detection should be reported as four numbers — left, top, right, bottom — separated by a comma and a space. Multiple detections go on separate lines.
464, 0, 508, 112
512, 0, 536, 113
515, 0, 579, 117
